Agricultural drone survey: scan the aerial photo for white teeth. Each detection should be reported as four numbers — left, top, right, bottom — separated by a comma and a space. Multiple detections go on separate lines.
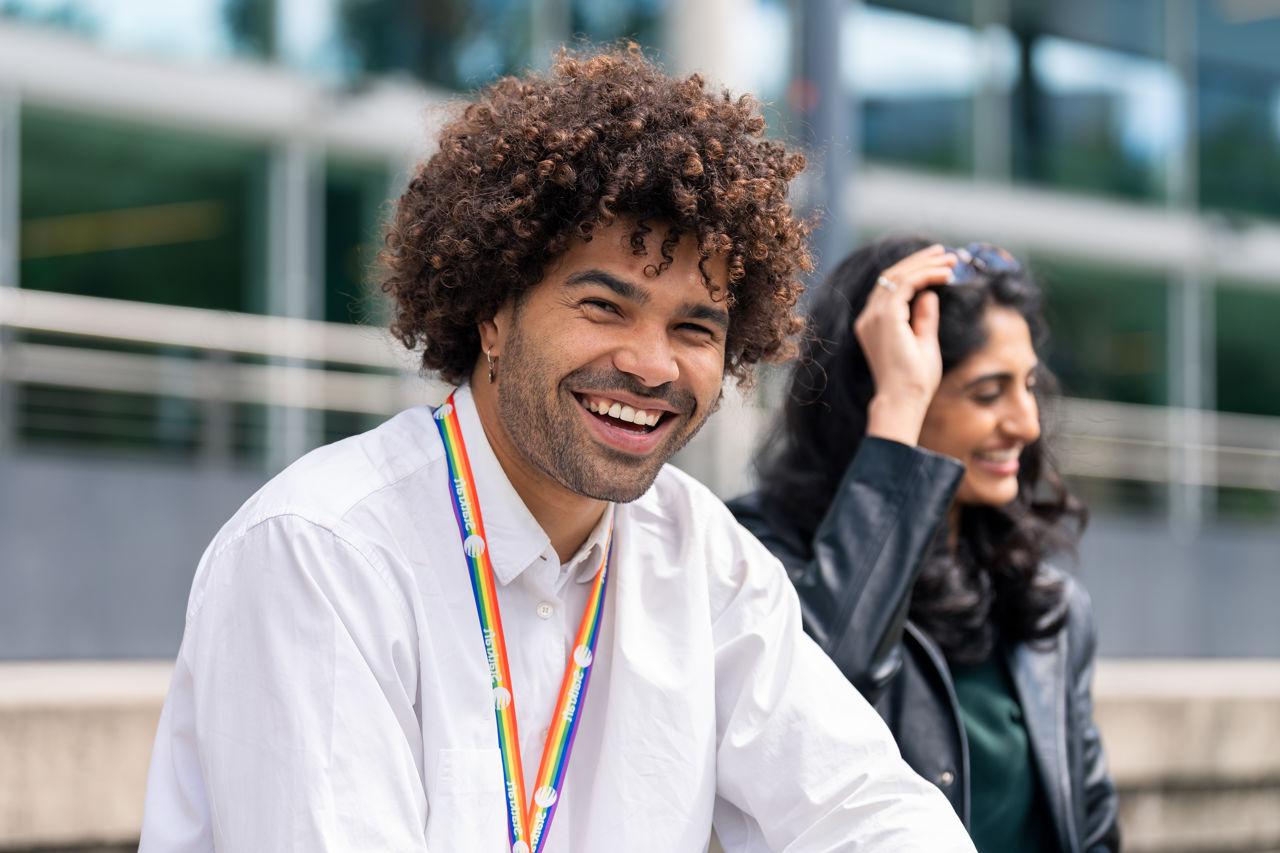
580, 394, 665, 428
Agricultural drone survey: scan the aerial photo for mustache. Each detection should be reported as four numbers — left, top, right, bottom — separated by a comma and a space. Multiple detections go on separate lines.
565, 368, 697, 415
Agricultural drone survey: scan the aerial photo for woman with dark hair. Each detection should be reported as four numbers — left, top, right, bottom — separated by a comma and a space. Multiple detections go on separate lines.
729, 237, 1120, 852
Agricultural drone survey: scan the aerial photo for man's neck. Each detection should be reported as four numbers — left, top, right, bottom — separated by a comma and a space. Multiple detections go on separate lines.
468, 372, 607, 563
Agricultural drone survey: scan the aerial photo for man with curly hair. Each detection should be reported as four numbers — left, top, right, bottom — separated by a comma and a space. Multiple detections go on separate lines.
140, 47, 974, 852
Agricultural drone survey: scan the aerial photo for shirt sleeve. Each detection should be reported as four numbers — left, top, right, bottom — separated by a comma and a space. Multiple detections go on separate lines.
140, 515, 428, 852
709, 522, 975, 853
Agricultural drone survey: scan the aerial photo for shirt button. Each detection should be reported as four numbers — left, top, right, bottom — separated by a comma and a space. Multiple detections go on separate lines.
536, 601, 554, 619
937, 770, 955, 787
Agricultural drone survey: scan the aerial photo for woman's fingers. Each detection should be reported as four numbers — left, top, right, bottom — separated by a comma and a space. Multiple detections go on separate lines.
873, 250, 957, 304
910, 289, 940, 343
865, 265, 955, 322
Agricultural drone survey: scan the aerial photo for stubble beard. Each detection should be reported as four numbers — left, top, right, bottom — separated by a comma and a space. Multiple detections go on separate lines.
495, 323, 712, 503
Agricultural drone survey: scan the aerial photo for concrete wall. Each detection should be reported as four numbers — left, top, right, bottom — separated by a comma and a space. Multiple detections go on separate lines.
2, 660, 1277, 852
3, 448, 1279, 661
0, 663, 166, 851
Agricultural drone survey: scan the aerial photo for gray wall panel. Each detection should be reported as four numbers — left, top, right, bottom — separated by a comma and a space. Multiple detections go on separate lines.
1, 452, 1277, 659
0, 453, 263, 659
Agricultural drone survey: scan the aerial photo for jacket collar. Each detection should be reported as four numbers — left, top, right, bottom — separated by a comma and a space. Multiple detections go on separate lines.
450, 384, 612, 587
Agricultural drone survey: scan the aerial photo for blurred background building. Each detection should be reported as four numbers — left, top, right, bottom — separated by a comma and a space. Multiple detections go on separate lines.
2, 0, 1276, 661
0, 1, 1277, 850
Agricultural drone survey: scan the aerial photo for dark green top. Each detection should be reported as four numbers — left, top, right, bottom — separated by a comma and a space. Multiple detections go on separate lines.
951, 650, 1059, 853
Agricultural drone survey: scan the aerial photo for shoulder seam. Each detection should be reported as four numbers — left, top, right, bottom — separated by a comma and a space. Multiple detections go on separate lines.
186, 512, 415, 628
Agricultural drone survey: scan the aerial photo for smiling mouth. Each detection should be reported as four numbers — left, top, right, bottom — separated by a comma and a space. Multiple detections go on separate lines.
574, 392, 672, 435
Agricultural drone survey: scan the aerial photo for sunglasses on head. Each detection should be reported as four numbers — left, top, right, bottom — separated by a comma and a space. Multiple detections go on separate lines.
946, 243, 1022, 285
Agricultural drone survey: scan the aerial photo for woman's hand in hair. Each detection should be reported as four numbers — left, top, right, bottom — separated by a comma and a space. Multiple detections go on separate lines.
854, 244, 956, 446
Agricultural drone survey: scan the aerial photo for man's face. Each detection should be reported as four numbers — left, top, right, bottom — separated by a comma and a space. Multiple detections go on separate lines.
488, 219, 729, 503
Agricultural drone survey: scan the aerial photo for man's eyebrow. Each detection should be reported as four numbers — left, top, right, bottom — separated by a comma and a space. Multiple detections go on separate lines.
683, 302, 730, 331
566, 268, 730, 331
565, 269, 648, 304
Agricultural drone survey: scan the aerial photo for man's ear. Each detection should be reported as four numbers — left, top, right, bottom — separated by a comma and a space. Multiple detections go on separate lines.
477, 301, 514, 357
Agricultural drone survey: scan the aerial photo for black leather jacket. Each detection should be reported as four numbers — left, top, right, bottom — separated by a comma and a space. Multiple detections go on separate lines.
728, 437, 1120, 852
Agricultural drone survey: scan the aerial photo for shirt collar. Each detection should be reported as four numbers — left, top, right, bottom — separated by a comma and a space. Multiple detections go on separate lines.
449, 384, 613, 587
565, 502, 615, 585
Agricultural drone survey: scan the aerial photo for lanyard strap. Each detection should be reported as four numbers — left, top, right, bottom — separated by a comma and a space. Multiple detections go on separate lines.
433, 392, 611, 853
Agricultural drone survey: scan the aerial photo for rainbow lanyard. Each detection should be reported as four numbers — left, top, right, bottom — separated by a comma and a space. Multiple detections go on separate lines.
433, 392, 612, 853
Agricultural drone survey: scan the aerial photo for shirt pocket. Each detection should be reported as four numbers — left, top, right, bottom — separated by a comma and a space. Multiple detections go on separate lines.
426, 747, 509, 851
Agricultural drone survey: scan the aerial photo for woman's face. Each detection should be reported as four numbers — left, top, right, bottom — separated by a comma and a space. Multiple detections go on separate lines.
917, 304, 1042, 507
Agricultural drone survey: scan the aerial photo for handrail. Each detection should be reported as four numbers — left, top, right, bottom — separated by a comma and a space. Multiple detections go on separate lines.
2, 287, 1278, 490
0, 286, 415, 370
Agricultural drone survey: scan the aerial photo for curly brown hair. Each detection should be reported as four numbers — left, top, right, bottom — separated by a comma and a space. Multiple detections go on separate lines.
381, 44, 812, 384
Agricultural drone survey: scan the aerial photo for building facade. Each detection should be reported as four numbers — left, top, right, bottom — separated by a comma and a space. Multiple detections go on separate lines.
0, 0, 1277, 659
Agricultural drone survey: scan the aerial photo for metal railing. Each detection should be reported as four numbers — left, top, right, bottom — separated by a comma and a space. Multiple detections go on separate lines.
1, 287, 1278, 492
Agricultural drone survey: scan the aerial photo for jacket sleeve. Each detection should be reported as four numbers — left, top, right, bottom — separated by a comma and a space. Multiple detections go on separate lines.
1068, 582, 1122, 853
708, 512, 976, 852
730, 437, 963, 704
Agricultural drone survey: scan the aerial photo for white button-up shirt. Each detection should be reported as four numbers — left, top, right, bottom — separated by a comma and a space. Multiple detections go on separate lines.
140, 384, 973, 852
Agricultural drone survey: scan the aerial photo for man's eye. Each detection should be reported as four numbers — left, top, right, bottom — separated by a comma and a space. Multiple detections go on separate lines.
679, 323, 715, 337
582, 299, 619, 315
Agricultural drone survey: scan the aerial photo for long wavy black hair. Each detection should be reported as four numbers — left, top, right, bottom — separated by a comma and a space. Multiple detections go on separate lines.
754, 235, 1087, 665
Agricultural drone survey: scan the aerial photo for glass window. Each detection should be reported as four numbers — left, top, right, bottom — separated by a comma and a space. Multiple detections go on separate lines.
1069, 477, 1166, 519
1024, 256, 1171, 517
321, 158, 394, 445
15, 369, 205, 458
281, 0, 669, 91
1032, 257, 1168, 406
20, 107, 269, 312
1207, 282, 1280, 522
1008, 0, 1176, 201
324, 158, 389, 326
1196, 6, 1280, 219
1215, 284, 1280, 418
849, 2, 983, 173
278, 0, 525, 88
0, 0, 273, 63
1209, 282, 1280, 524
15, 107, 270, 459
570, 0, 665, 49
1213, 487, 1279, 524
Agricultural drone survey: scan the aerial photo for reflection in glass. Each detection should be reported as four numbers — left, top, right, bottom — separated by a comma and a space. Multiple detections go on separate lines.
571, 0, 664, 53
1032, 256, 1171, 517
324, 159, 389, 326
16, 107, 269, 458
1215, 284, 1280, 418
1211, 283, 1280, 523
846, 3, 986, 173
1020, 35, 1179, 199
1032, 257, 1168, 406
280, 0, 668, 90
20, 107, 267, 311
321, 159, 397, 446
1196, 7, 1280, 218
0, 0, 272, 62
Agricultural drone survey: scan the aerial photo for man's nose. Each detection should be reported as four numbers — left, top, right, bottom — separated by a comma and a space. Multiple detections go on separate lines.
612, 326, 680, 388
